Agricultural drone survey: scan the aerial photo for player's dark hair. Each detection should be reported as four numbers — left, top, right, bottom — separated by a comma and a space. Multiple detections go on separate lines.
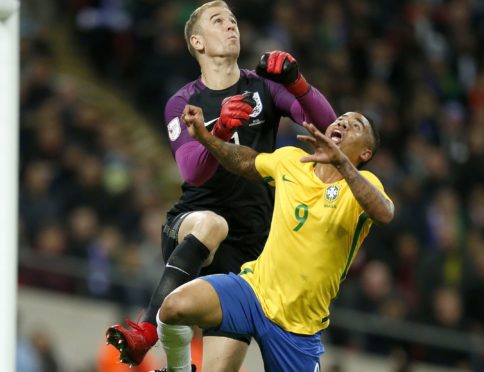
184, 1, 231, 58
358, 115, 380, 169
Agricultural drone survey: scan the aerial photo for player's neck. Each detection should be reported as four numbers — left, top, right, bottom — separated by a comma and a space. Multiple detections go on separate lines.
315, 164, 343, 183
200, 57, 240, 90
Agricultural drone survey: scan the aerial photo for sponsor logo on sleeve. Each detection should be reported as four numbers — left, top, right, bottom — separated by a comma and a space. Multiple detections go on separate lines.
167, 117, 181, 141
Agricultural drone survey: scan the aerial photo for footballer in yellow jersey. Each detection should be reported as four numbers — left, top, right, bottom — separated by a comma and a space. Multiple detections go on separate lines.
241, 146, 391, 334
159, 105, 394, 372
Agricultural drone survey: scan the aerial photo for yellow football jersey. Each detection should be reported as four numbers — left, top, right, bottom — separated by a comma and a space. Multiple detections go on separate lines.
240, 146, 392, 335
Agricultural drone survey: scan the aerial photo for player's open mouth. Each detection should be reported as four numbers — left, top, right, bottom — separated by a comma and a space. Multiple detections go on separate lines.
330, 129, 343, 144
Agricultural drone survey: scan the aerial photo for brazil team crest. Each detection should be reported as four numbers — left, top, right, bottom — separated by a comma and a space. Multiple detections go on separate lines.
325, 185, 339, 202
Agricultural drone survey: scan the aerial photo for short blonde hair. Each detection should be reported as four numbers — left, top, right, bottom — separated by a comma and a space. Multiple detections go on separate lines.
184, 1, 231, 58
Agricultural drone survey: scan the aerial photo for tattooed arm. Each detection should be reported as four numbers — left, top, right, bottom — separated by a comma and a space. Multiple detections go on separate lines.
335, 161, 394, 224
196, 133, 261, 182
181, 104, 262, 182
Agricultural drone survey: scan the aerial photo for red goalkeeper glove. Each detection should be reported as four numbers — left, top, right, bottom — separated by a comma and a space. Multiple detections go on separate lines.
212, 92, 256, 141
256, 51, 310, 97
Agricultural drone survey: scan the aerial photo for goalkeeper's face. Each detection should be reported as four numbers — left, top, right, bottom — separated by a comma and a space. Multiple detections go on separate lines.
196, 6, 240, 58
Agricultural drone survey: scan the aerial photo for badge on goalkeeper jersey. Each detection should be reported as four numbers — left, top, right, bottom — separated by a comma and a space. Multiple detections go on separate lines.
167, 117, 181, 141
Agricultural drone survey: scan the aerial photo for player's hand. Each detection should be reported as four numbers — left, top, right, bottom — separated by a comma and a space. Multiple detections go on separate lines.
212, 92, 256, 141
297, 122, 348, 166
256, 51, 310, 97
181, 104, 209, 140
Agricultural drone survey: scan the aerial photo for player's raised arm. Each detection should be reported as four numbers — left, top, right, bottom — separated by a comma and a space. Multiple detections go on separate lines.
256, 50, 337, 130
167, 92, 256, 186
298, 119, 394, 225
181, 104, 262, 183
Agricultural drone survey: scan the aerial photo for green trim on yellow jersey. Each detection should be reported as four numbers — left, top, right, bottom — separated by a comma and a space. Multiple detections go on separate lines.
262, 176, 275, 186
340, 212, 368, 281
240, 267, 253, 275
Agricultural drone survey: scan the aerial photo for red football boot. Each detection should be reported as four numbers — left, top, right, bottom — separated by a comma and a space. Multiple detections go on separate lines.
106, 320, 158, 366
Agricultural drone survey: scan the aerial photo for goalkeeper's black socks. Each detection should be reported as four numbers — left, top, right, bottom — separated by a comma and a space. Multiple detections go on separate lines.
143, 234, 210, 325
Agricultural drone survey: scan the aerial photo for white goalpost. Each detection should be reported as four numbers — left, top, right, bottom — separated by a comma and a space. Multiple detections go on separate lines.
0, 0, 19, 371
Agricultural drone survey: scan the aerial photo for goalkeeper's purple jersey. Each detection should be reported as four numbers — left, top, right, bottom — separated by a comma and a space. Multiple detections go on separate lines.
164, 69, 335, 247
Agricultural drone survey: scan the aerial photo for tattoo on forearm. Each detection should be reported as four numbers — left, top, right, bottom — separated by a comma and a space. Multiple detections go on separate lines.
337, 161, 393, 223
201, 135, 261, 182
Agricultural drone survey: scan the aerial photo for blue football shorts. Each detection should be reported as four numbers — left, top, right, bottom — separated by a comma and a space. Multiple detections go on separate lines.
202, 272, 324, 372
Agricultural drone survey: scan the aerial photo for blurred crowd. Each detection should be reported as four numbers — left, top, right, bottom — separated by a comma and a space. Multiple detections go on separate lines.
18, 0, 484, 370
18, 28, 169, 307
17, 326, 62, 372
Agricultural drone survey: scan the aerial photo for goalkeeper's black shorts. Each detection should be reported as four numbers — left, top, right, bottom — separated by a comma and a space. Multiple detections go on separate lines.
161, 211, 268, 344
